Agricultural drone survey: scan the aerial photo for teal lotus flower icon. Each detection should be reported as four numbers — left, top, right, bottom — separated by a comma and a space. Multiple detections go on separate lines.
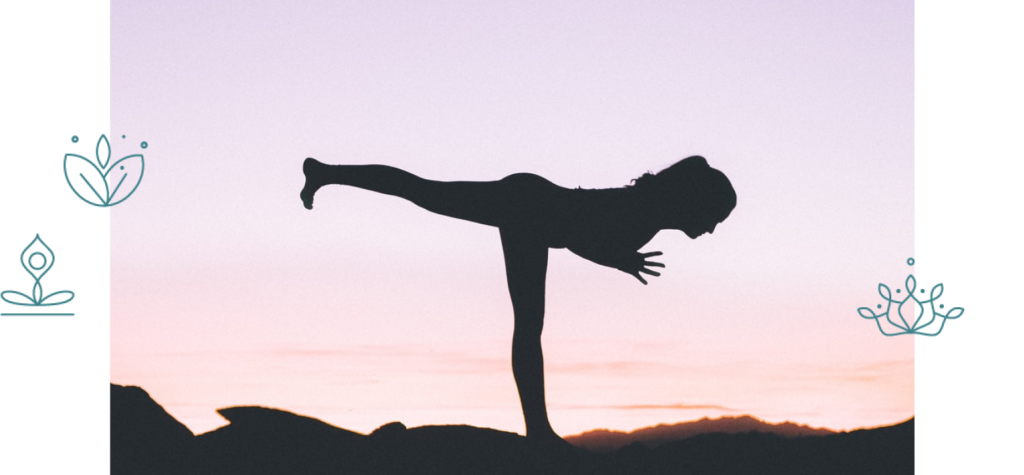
858, 258, 963, 336
1, 235, 74, 307
64, 134, 145, 207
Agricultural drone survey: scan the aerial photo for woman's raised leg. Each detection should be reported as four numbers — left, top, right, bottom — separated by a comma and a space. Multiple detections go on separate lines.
301, 158, 505, 227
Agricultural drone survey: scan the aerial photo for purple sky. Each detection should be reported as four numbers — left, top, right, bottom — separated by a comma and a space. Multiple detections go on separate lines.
111, 0, 913, 435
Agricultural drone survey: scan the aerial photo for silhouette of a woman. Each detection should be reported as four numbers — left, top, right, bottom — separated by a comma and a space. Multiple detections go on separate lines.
300, 155, 736, 442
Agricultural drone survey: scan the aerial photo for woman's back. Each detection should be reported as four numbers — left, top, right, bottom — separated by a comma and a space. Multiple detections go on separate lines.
495, 173, 658, 252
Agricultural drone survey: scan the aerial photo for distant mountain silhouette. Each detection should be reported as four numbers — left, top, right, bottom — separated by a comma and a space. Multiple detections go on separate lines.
566, 415, 836, 452
620, 420, 914, 475
111, 384, 912, 475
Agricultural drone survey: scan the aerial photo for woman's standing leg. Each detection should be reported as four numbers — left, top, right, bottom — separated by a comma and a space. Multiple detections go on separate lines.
301, 158, 505, 227
500, 228, 559, 440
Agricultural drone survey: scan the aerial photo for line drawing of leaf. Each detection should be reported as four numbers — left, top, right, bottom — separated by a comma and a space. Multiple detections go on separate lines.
94, 133, 110, 169
79, 171, 104, 201
40, 286, 74, 307
0, 290, 36, 306
62, 152, 109, 207
910, 283, 943, 330
872, 284, 905, 331
104, 154, 145, 206
946, 307, 964, 319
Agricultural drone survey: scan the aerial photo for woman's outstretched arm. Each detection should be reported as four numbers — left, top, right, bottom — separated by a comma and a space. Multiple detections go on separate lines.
568, 245, 665, 285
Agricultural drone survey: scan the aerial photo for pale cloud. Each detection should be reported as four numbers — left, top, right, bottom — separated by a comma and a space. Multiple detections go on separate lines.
560, 402, 734, 411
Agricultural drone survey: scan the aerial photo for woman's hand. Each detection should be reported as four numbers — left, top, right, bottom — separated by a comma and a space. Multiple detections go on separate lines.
568, 245, 666, 285
620, 251, 665, 285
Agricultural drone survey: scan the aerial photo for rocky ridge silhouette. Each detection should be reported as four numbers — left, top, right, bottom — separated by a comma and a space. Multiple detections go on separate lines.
111, 384, 913, 475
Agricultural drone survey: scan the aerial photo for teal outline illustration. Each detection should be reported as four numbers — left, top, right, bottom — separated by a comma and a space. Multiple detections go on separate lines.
858, 258, 963, 336
64, 134, 145, 207
1, 235, 74, 316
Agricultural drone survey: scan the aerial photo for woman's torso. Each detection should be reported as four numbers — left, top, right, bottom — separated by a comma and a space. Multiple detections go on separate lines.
497, 173, 658, 251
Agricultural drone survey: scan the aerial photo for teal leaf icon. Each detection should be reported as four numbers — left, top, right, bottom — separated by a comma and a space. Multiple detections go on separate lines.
857, 307, 878, 319
62, 150, 109, 205
63, 133, 144, 207
38, 290, 74, 306
105, 154, 145, 206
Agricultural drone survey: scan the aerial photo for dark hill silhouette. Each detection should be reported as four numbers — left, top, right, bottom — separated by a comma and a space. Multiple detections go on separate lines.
196, 406, 371, 474
566, 415, 836, 452
110, 384, 197, 475
111, 383, 912, 475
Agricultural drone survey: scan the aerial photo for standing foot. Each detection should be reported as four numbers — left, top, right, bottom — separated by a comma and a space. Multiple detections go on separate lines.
526, 430, 583, 452
300, 157, 326, 210
526, 427, 564, 443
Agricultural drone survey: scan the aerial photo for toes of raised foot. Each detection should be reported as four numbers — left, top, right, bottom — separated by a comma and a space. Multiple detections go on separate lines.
303, 157, 321, 175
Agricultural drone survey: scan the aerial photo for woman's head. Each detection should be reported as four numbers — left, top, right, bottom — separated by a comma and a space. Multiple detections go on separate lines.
631, 156, 736, 238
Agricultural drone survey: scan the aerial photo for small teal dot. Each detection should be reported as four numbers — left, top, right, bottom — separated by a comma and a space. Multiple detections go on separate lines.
940, 304, 944, 309
921, 289, 925, 293
121, 135, 126, 139
896, 289, 901, 293
120, 166, 124, 170
141, 141, 148, 149
71, 135, 79, 143
907, 258, 915, 266
877, 304, 882, 309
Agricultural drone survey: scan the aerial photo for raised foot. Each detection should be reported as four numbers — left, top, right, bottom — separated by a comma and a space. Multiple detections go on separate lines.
300, 157, 325, 210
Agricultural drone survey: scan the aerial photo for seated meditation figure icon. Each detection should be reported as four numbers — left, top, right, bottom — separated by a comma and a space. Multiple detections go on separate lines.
0, 232, 74, 307
299, 155, 736, 444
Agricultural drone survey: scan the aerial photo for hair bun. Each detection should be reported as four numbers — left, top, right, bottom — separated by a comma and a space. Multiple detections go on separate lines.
653, 156, 711, 184
679, 155, 709, 168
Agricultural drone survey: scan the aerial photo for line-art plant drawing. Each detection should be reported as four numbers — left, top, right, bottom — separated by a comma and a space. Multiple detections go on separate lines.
1, 235, 74, 307
857, 258, 963, 336
64, 134, 145, 207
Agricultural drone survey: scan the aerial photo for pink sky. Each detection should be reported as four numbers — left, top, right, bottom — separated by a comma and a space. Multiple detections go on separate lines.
111, 0, 913, 435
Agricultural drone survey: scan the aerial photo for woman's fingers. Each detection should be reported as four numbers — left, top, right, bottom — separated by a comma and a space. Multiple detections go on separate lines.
627, 252, 665, 284
641, 251, 665, 269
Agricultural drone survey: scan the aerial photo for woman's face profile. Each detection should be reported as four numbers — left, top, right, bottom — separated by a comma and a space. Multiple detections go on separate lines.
666, 191, 733, 239
678, 215, 721, 239
654, 164, 735, 240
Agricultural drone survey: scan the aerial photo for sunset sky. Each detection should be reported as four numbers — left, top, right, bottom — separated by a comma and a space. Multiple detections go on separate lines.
110, 0, 913, 436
